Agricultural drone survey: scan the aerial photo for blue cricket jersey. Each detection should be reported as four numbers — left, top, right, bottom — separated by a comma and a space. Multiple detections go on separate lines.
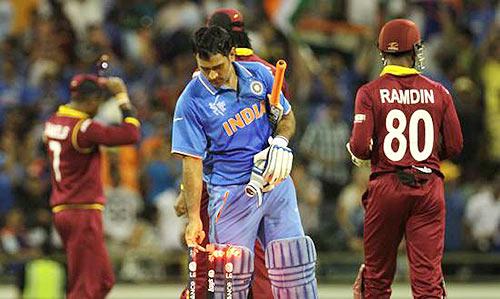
171, 61, 291, 186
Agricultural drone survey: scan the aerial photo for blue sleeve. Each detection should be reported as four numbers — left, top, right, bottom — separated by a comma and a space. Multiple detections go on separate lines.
171, 93, 207, 159
259, 66, 291, 115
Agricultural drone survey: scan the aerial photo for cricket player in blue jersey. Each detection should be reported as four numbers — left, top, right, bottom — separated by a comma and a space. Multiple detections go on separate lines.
171, 26, 318, 298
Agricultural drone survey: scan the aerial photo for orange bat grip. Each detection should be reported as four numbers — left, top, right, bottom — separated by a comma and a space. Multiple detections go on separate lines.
269, 60, 287, 106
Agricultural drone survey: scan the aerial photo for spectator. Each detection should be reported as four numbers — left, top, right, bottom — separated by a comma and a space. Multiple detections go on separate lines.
119, 205, 165, 282
0, 151, 14, 218
292, 161, 322, 236
103, 150, 143, 262
300, 100, 350, 210
442, 161, 466, 252
465, 176, 500, 252
336, 167, 369, 251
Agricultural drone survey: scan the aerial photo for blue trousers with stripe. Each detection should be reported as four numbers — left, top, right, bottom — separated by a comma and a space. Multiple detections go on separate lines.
207, 177, 305, 252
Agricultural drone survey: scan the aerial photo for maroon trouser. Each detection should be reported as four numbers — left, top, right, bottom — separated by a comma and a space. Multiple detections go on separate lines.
181, 183, 273, 299
53, 209, 115, 299
362, 172, 446, 299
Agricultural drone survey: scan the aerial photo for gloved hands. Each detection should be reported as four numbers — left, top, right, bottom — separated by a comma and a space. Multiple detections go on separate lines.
245, 148, 275, 206
106, 77, 130, 107
346, 142, 371, 168
267, 94, 284, 128
245, 136, 293, 205
263, 136, 293, 185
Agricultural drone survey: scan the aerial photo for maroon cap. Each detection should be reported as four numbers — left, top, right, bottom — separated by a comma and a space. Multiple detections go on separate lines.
70, 74, 106, 95
208, 8, 244, 32
378, 19, 421, 53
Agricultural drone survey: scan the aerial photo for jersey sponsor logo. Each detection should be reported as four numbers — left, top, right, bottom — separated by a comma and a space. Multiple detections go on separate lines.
379, 89, 435, 105
412, 165, 432, 173
209, 95, 227, 116
173, 117, 184, 122
387, 41, 399, 51
250, 81, 264, 96
44, 122, 70, 140
222, 100, 266, 136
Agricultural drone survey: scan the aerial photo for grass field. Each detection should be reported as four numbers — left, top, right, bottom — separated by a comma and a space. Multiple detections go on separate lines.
1, 283, 499, 298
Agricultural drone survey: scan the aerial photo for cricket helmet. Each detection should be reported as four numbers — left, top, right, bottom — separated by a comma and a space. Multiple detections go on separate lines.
378, 18, 425, 69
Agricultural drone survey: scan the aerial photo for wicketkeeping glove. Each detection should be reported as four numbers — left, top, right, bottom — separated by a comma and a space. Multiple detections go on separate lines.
346, 142, 370, 168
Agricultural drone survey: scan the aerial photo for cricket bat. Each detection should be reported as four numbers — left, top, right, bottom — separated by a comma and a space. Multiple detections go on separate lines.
269, 59, 287, 106
269, 60, 287, 127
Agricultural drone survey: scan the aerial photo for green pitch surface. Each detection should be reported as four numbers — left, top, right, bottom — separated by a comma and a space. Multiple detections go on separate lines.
1, 283, 499, 298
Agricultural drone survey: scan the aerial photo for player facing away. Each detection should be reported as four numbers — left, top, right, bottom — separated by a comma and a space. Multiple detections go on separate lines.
175, 8, 281, 299
172, 26, 318, 298
44, 75, 140, 299
347, 19, 463, 299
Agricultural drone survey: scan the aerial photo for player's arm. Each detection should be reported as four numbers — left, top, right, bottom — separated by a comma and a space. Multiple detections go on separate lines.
348, 87, 374, 161
76, 77, 141, 148
78, 116, 140, 148
275, 108, 296, 141
182, 156, 205, 250
439, 89, 463, 160
171, 92, 207, 250
174, 184, 187, 217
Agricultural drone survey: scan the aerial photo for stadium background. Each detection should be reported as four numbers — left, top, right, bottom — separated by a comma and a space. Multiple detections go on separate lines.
0, 0, 498, 298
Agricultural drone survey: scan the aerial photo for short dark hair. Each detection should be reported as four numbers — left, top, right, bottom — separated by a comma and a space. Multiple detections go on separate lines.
192, 26, 233, 60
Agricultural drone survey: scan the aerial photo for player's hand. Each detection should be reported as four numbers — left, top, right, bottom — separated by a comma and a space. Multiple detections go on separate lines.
267, 94, 284, 127
346, 143, 370, 168
174, 192, 187, 217
185, 217, 206, 252
262, 136, 293, 185
245, 149, 275, 206
106, 77, 130, 106
106, 77, 127, 95
352, 264, 365, 299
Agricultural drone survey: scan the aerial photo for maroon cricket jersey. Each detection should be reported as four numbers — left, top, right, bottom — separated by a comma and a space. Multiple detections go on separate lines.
349, 65, 463, 176
44, 105, 140, 207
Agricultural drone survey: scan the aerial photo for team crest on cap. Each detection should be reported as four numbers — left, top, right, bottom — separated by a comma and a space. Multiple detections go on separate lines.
250, 81, 264, 96
387, 42, 399, 51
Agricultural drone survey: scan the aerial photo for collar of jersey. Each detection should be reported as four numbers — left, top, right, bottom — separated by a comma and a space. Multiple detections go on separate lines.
380, 65, 420, 77
235, 48, 253, 56
56, 105, 89, 118
197, 61, 253, 95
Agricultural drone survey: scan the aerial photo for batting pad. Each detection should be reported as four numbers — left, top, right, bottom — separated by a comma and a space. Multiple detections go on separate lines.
265, 236, 318, 299
209, 244, 253, 299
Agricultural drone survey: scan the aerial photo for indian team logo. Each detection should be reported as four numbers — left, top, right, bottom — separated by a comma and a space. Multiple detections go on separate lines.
387, 41, 399, 51
250, 81, 264, 96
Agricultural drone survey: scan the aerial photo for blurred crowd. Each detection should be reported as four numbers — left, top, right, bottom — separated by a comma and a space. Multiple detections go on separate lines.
0, 0, 499, 282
